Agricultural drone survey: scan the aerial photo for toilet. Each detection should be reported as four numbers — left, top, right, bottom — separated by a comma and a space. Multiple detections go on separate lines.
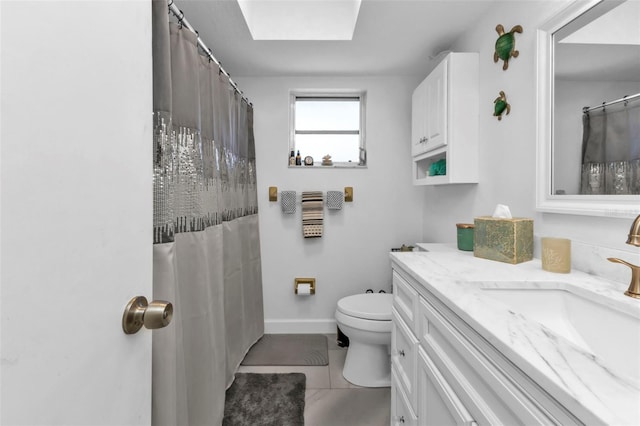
335, 293, 394, 387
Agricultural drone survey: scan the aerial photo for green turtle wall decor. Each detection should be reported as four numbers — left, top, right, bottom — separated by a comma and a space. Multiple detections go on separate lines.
493, 91, 510, 120
494, 24, 523, 70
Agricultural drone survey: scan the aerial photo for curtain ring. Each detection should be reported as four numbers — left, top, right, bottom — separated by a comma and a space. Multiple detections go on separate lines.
623, 95, 628, 107
602, 101, 606, 111
178, 10, 185, 28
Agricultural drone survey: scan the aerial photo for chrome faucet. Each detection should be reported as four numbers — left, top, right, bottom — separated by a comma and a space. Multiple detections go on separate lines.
608, 214, 640, 299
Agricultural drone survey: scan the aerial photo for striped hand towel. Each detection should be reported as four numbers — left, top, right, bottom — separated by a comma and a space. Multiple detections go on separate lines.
301, 191, 323, 238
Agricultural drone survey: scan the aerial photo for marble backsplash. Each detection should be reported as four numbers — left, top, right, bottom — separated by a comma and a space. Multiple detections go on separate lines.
533, 236, 640, 285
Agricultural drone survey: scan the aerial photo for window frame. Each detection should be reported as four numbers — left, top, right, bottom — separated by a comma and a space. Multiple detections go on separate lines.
289, 90, 367, 168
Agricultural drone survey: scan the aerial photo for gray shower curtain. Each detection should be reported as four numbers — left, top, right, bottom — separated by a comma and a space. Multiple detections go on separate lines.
151, 1, 263, 424
580, 99, 640, 194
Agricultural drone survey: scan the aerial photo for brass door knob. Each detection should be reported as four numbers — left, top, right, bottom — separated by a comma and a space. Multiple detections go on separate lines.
122, 296, 173, 334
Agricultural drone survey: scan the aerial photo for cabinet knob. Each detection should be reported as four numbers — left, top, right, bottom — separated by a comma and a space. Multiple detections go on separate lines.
398, 349, 405, 357
399, 415, 405, 423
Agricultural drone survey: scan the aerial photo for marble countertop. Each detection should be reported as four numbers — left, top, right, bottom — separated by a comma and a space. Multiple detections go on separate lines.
390, 244, 640, 425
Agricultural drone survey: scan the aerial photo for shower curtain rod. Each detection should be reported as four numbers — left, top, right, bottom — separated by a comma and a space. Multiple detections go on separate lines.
583, 92, 640, 113
168, 0, 251, 105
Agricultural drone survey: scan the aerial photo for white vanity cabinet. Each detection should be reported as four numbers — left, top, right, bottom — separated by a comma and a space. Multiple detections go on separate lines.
390, 265, 582, 426
390, 271, 419, 425
411, 52, 478, 186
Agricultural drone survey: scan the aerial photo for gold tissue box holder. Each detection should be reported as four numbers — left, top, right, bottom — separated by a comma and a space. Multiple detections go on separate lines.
295, 277, 316, 295
473, 216, 533, 264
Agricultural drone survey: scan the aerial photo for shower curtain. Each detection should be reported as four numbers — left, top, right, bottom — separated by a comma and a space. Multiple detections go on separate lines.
151, 1, 264, 424
580, 99, 640, 194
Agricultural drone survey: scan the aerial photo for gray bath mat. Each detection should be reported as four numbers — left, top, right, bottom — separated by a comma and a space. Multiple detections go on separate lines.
241, 334, 329, 366
223, 373, 305, 426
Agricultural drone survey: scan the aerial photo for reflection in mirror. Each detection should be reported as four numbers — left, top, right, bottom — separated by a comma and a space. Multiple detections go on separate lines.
552, 0, 640, 196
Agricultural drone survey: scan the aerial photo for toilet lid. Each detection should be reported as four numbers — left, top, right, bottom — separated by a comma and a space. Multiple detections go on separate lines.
337, 293, 394, 320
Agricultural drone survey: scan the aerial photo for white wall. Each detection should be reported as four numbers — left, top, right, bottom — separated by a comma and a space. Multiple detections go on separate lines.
235, 76, 424, 333
421, 1, 639, 264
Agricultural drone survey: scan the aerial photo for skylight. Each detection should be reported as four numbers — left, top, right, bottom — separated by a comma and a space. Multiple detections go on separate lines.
237, 0, 362, 41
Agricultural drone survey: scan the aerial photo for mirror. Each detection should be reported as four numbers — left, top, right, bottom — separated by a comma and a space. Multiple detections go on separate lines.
537, 0, 640, 217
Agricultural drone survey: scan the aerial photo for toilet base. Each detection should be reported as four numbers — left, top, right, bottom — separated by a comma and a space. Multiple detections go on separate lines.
342, 341, 391, 387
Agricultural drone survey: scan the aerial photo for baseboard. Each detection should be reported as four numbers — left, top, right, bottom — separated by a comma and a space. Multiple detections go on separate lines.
264, 319, 337, 334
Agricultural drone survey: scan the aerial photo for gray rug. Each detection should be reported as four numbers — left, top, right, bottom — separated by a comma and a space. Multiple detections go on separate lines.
241, 334, 329, 366
223, 373, 306, 426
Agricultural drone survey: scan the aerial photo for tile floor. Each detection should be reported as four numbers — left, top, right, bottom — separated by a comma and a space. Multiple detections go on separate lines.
237, 334, 391, 426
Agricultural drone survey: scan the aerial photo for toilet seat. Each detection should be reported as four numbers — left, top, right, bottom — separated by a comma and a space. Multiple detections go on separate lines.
335, 309, 392, 333
336, 293, 393, 321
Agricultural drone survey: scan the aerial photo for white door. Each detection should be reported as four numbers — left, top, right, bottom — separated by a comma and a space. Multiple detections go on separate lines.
1, 2, 154, 425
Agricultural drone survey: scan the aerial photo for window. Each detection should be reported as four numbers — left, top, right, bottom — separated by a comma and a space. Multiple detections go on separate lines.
290, 91, 366, 166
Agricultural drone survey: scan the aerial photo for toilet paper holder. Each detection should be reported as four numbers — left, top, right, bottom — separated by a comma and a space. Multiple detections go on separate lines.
295, 277, 316, 295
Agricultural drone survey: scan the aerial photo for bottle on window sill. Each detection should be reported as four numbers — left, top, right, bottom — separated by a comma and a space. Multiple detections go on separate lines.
295, 150, 302, 166
289, 150, 296, 166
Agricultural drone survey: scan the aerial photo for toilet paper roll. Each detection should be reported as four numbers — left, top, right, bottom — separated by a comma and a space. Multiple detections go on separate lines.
296, 283, 312, 295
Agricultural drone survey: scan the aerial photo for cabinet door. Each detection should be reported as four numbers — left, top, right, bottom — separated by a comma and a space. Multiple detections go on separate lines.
392, 271, 419, 333
425, 59, 447, 152
418, 347, 477, 426
392, 367, 418, 426
392, 309, 419, 412
411, 79, 428, 157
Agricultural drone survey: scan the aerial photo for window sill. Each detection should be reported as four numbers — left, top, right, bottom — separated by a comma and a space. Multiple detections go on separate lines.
288, 163, 367, 169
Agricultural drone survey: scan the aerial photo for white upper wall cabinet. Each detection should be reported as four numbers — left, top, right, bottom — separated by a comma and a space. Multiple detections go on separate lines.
411, 78, 428, 157
411, 52, 479, 185
412, 59, 447, 156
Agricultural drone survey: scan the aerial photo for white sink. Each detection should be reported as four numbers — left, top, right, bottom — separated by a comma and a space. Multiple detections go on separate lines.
479, 282, 640, 383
